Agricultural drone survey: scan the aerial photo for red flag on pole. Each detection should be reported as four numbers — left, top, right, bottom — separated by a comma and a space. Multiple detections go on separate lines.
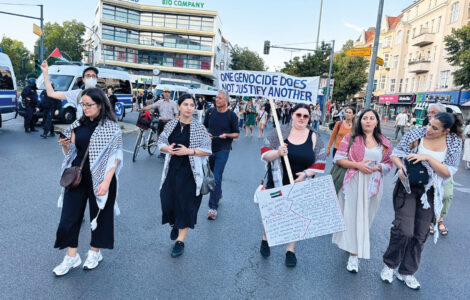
47, 48, 69, 62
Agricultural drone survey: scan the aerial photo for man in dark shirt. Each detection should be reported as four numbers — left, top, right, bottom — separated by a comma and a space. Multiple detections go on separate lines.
39, 84, 61, 138
21, 78, 39, 133
204, 90, 240, 220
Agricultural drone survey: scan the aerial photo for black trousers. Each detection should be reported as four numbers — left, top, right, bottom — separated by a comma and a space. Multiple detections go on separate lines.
43, 108, 54, 134
157, 119, 170, 135
382, 182, 435, 275
54, 167, 117, 250
24, 106, 36, 131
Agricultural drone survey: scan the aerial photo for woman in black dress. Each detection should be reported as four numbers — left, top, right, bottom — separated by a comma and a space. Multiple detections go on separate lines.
158, 93, 212, 257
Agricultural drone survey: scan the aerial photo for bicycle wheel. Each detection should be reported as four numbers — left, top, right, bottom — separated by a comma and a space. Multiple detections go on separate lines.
133, 130, 143, 162
147, 130, 158, 155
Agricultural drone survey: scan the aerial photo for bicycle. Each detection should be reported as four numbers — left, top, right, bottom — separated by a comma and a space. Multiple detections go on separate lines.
132, 113, 159, 162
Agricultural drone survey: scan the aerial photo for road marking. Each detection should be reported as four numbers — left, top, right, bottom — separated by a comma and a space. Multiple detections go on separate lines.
453, 181, 462, 187
123, 149, 133, 154
455, 187, 470, 193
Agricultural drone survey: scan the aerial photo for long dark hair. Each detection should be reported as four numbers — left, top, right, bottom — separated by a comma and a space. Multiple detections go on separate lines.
177, 93, 196, 106
80, 87, 117, 125
433, 112, 463, 139
352, 108, 382, 145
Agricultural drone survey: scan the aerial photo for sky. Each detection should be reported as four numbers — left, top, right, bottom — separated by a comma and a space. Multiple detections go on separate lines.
0, 0, 412, 71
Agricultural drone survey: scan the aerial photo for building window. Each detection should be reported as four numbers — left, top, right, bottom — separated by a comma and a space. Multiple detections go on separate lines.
428, 74, 433, 90
433, 46, 438, 61
140, 32, 151, 45
384, 54, 389, 68
165, 15, 177, 28
390, 79, 396, 92
431, 19, 435, 32
379, 75, 386, 90
201, 17, 213, 31
102, 5, 115, 20
189, 16, 202, 30
176, 34, 188, 49
153, 14, 165, 27
411, 77, 415, 92
115, 27, 127, 43
406, 30, 410, 43
437, 16, 441, 32
450, 2, 460, 23
403, 54, 407, 67
127, 10, 140, 25
152, 33, 164, 47
399, 79, 403, 92
396, 30, 402, 45
141, 13, 152, 26
373, 79, 377, 91
412, 28, 416, 38
115, 7, 127, 23
405, 78, 409, 92
177, 15, 189, 30
393, 55, 399, 69
439, 70, 450, 88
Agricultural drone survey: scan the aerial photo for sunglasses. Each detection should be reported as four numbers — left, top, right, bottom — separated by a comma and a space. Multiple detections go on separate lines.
295, 113, 309, 120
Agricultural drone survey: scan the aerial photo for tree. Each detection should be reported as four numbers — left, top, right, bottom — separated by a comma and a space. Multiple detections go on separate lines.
280, 42, 331, 77
0, 37, 34, 81
230, 45, 267, 71
331, 40, 369, 101
444, 23, 470, 89
35, 20, 86, 62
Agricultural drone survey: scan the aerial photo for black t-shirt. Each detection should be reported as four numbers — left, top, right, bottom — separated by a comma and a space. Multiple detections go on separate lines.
197, 100, 206, 110
204, 109, 239, 152
264, 103, 271, 113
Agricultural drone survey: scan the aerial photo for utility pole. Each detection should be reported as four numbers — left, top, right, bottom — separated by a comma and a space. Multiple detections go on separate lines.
364, 0, 384, 109
316, 0, 323, 49
39, 5, 44, 62
322, 40, 334, 124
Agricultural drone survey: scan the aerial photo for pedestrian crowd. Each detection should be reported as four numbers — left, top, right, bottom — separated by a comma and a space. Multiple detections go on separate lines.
28, 64, 467, 291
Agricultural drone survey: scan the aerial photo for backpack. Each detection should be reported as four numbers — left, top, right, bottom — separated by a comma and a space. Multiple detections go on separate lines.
136, 111, 153, 130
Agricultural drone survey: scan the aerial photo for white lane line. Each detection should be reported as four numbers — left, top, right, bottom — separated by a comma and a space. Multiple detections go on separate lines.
123, 149, 134, 154
453, 181, 462, 187
455, 187, 470, 193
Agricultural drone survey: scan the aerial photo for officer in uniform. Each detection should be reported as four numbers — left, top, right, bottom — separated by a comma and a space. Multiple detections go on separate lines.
39, 83, 61, 138
22, 78, 39, 133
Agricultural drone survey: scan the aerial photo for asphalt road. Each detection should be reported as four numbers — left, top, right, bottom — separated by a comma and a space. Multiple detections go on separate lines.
1, 113, 469, 299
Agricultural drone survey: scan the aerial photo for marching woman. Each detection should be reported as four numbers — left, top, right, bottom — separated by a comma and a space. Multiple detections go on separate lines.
54, 88, 123, 276
158, 93, 212, 257
380, 112, 462, 290
331, 109, 393, 273
259, 103, 326, 267
257, 105, 268, 138
245, 101, 256, 137
326, 106, 356, 157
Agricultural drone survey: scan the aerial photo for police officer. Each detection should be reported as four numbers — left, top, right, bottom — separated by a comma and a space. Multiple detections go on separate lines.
22, 78, 39, 133
39, 83, 61, 138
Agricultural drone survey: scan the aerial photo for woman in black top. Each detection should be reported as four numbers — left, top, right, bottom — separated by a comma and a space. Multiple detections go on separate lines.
54, 88, 122, 276
259, 104, 327, 267
107, 86, 118, 114
158, 94, 212, 257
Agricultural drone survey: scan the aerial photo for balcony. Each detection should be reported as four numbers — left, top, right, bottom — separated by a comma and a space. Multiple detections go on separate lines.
408, 60, 431, 73
411, 28, 435, 47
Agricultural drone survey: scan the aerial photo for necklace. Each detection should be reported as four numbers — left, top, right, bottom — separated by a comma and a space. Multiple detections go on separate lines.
179, 121, 188, 133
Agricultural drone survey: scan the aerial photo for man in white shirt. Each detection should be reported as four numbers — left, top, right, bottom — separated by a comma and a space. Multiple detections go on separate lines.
41, 61, 99, 121
394, 110, 409, 139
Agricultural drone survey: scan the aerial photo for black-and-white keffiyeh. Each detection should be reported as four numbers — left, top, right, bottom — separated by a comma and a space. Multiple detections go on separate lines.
393, 128, 462, 242
58, 119, 123, 231
158, 118, 212, 196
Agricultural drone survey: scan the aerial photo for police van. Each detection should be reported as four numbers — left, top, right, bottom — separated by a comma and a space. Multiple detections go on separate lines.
19, 63, 133, 123
0, 51, 17, 127
153, 84, 188, 101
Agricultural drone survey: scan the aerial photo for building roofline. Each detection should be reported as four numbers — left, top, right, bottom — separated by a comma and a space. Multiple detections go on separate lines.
102, 0, 217, 17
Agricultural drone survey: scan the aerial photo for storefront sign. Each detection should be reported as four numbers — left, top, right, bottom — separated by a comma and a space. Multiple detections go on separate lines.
398, 94, 414, 104
422, 91, 460, 105
378, 95, 398, 103
162, 0, 205, 8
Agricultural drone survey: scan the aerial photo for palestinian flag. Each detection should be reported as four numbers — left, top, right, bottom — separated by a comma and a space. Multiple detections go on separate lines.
270, 190, 282, 198
47, 48, 69, 62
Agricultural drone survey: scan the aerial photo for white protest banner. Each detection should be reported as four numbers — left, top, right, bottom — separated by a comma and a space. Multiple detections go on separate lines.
256, 175, 345, 247
218, 70, 320, 104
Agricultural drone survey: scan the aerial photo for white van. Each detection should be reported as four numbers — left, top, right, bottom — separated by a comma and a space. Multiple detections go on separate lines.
153, 84, 188, 102
19, 63, 133, 123
0, 52, 18, 127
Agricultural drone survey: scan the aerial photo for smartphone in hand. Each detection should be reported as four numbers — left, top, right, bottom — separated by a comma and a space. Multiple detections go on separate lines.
54, 131, 68, 140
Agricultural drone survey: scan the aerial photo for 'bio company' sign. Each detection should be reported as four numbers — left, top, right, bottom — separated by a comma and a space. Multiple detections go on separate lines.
162, 0, 206, 8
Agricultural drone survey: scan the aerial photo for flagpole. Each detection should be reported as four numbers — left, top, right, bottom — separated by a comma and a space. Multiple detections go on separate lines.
269, 98, 294, 184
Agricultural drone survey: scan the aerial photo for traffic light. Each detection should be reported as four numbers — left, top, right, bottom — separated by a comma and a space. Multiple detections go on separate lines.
263, 40, 270, 55
34, 59, 41, 75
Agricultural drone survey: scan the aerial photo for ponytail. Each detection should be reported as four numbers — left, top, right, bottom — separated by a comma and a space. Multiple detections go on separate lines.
433, 112, 463, 139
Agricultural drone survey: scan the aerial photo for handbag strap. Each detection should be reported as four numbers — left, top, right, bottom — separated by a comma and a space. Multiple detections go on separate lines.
79, 146, 90, 170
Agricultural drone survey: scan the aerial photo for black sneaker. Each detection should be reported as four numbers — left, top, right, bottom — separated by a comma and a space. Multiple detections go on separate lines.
285, 251, 297, 267
260, 240, 270, 258
31, 129, 38, 132
170, 227, 178, 240
48, 132, 55, 137
40, 134, 47, 139
171, 241, 184, 257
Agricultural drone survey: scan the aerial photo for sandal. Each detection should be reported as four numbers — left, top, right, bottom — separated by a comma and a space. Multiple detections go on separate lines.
438, 221, 448, 236
429, 225, 434, 235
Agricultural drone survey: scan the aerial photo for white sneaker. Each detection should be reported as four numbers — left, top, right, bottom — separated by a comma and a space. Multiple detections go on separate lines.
396, 272, 421, 290
53, 254, 82, 276
380, 265, 394, 283
83, 250, 103, 270
346, 255, 359, 273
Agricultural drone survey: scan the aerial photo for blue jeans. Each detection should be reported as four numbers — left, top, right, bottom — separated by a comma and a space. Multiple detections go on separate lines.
313, 120, 319, 132
208, 149, 230, 210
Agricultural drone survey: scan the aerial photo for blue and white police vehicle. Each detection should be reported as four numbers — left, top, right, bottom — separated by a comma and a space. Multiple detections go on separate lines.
0, 51, 18, 127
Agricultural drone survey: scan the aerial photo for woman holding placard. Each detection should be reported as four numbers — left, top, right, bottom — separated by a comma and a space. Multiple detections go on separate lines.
331, 109, 393, 273
259, 103, 326, 267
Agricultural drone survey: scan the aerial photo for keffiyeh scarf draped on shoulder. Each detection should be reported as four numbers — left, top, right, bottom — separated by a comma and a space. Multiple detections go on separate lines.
392, 128, 462, 242
158, 118, 212, 196
334, 133, 393, 197
58, 119, 123, 231
260, 124, 326, 187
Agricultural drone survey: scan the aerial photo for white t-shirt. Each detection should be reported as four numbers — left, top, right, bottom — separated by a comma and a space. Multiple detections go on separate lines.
395, 113, 408, 126
64, 89, 83, 120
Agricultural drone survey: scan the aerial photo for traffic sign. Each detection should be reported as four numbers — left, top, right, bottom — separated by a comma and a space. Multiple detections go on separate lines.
376, 57, 384, 66
153, 68, 161, 76
346, 47, 371, 57
115, 102, 124, 118
33, 24, 42, 37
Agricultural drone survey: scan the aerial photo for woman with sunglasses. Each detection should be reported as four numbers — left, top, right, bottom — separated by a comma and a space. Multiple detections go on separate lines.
331, 109, 393, 273
259, 103, 326, 267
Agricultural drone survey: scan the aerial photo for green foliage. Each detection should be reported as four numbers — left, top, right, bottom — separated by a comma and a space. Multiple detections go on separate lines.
35, 20, 86, 62
444, 24, 470, 89
0, 37, 34, 81
280, 42, 331, 77
230, 45, 267, 71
